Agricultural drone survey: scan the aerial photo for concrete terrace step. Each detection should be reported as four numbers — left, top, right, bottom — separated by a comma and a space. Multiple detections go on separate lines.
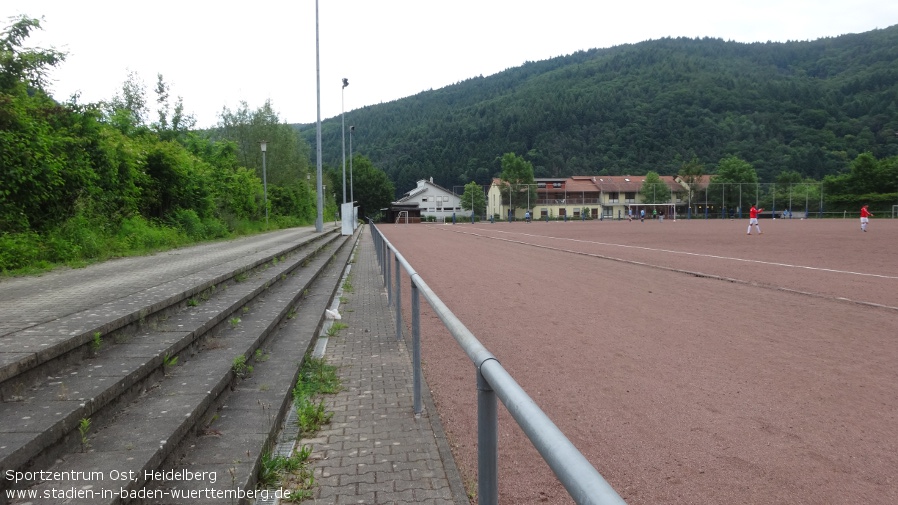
0, 228, 336, 393
150, 234, 359, 504
0, 226, 354, 504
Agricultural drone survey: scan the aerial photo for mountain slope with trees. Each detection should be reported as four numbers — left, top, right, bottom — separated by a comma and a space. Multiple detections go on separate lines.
298, 26, 898, 194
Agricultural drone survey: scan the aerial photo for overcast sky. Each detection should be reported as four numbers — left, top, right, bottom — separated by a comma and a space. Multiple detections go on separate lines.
4, 1, 897, 129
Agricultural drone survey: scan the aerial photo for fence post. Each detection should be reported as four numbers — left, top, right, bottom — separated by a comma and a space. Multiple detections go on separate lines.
477, 367, 498, 505
412, 281, 422, 415
395, 255, 403, 341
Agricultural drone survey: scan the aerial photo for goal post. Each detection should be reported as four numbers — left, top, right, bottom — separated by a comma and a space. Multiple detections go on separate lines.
627, 203, 678, 221
892, 205, 898, 219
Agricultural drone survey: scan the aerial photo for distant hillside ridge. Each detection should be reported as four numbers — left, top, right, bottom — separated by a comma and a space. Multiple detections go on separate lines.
296, 26, 898, 194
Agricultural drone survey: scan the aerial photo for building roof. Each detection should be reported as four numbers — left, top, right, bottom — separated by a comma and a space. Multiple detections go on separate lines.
558, 176, 595, 193
493, 174, 697, 193
675, 174, 713, 190
395, 178, 459, 204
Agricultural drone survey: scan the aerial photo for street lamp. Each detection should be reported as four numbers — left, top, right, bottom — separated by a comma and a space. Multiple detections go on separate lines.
341, 78, 349, 204
349, 125, 355, 205
259, 140, 268, 228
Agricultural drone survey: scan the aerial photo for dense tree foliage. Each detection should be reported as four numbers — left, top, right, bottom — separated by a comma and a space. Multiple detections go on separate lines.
299, 26, 898, 194
325, 154, 395, 221
0, 16, 333, 273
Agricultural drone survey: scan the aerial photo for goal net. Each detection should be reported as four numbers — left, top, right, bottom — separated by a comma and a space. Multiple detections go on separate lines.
395, 211, 409, 224
893, 205, 898, 219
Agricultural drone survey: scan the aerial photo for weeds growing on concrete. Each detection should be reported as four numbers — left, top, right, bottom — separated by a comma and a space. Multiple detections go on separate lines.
78, 417, 91, 452
259, 445, 314, 498
57, 382, 68, 400
91, 332, 102, 354
326, 322, 348, 337
232, 355, 253, 378
163, 353, 178, 374
292, 356, 340, 436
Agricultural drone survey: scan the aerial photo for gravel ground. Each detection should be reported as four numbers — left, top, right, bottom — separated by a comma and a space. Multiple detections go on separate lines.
380, 218, 898, 505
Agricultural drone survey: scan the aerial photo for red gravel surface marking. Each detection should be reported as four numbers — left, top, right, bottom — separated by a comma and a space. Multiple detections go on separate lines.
380, 219, 898, 505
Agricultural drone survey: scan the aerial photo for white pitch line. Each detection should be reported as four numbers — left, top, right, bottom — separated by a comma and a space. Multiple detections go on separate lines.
451, 226, 898, 281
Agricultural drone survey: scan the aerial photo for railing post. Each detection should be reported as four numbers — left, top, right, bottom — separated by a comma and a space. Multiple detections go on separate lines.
381, 239, 387, 285
477, 367, 498, 505
373, 226, 382, 267
386, 248, 392, 305
394, 255, 402, 341
412, 280, 422, 415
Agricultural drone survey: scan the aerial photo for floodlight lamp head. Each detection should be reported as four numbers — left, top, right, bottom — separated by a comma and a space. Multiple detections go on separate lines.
342, 78, 349, 88
350, 125, 355, 132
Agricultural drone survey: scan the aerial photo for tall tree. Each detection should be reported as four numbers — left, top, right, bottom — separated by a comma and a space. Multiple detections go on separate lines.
710, 155, 759, 211
0, 15, 66, 92
215, 100, 311, 187
498, 152, 537, 216
343, 155, 394, 221
105, 71, 149, 134
677, 155, 705, 211
639, 171, 669, 204
460, 181, 487, 217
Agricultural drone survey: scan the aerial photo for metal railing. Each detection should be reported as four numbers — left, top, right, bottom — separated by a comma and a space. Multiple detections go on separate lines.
368, 219, 627, 505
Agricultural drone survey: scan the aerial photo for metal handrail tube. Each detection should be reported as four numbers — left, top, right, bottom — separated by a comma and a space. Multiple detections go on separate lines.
480, 359, 627, 505
367, 221, 626, 504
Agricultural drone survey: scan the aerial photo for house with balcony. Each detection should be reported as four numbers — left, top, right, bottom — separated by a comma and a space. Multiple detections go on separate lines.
487, 175, 691, 220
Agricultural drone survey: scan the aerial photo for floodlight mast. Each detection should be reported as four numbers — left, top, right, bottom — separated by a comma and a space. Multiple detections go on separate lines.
314, 0, 323, 232
349, 125, 355, 204
342, 78, 349, 204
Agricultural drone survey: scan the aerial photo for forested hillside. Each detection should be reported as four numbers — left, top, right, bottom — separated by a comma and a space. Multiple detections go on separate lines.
298, 26, 898, 194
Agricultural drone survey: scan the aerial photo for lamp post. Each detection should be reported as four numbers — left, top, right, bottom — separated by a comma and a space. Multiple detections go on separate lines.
341, 78, 349, 204
349, 125, 355, 205
259, 140, 268, 228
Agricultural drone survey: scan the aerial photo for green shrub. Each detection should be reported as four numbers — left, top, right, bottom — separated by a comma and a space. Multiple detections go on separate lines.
0, 232, 41, 271
170, 208, 205, 239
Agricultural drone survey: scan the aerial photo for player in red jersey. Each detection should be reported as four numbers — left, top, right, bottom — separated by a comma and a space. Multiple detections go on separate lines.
747, 205, 763, 235
860, 204, 873, 232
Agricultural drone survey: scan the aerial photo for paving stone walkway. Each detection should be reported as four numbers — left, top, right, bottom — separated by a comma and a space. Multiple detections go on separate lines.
306, 227, 467, 504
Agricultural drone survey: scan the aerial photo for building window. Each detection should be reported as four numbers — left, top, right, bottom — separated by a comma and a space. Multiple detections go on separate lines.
553, 182, 562, 188
625, 192, 636, 203
609, 192, 619, 203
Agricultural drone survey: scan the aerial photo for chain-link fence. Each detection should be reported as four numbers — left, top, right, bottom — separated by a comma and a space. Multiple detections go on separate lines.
459, 182, 896, 221
684, 183, 897, 219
